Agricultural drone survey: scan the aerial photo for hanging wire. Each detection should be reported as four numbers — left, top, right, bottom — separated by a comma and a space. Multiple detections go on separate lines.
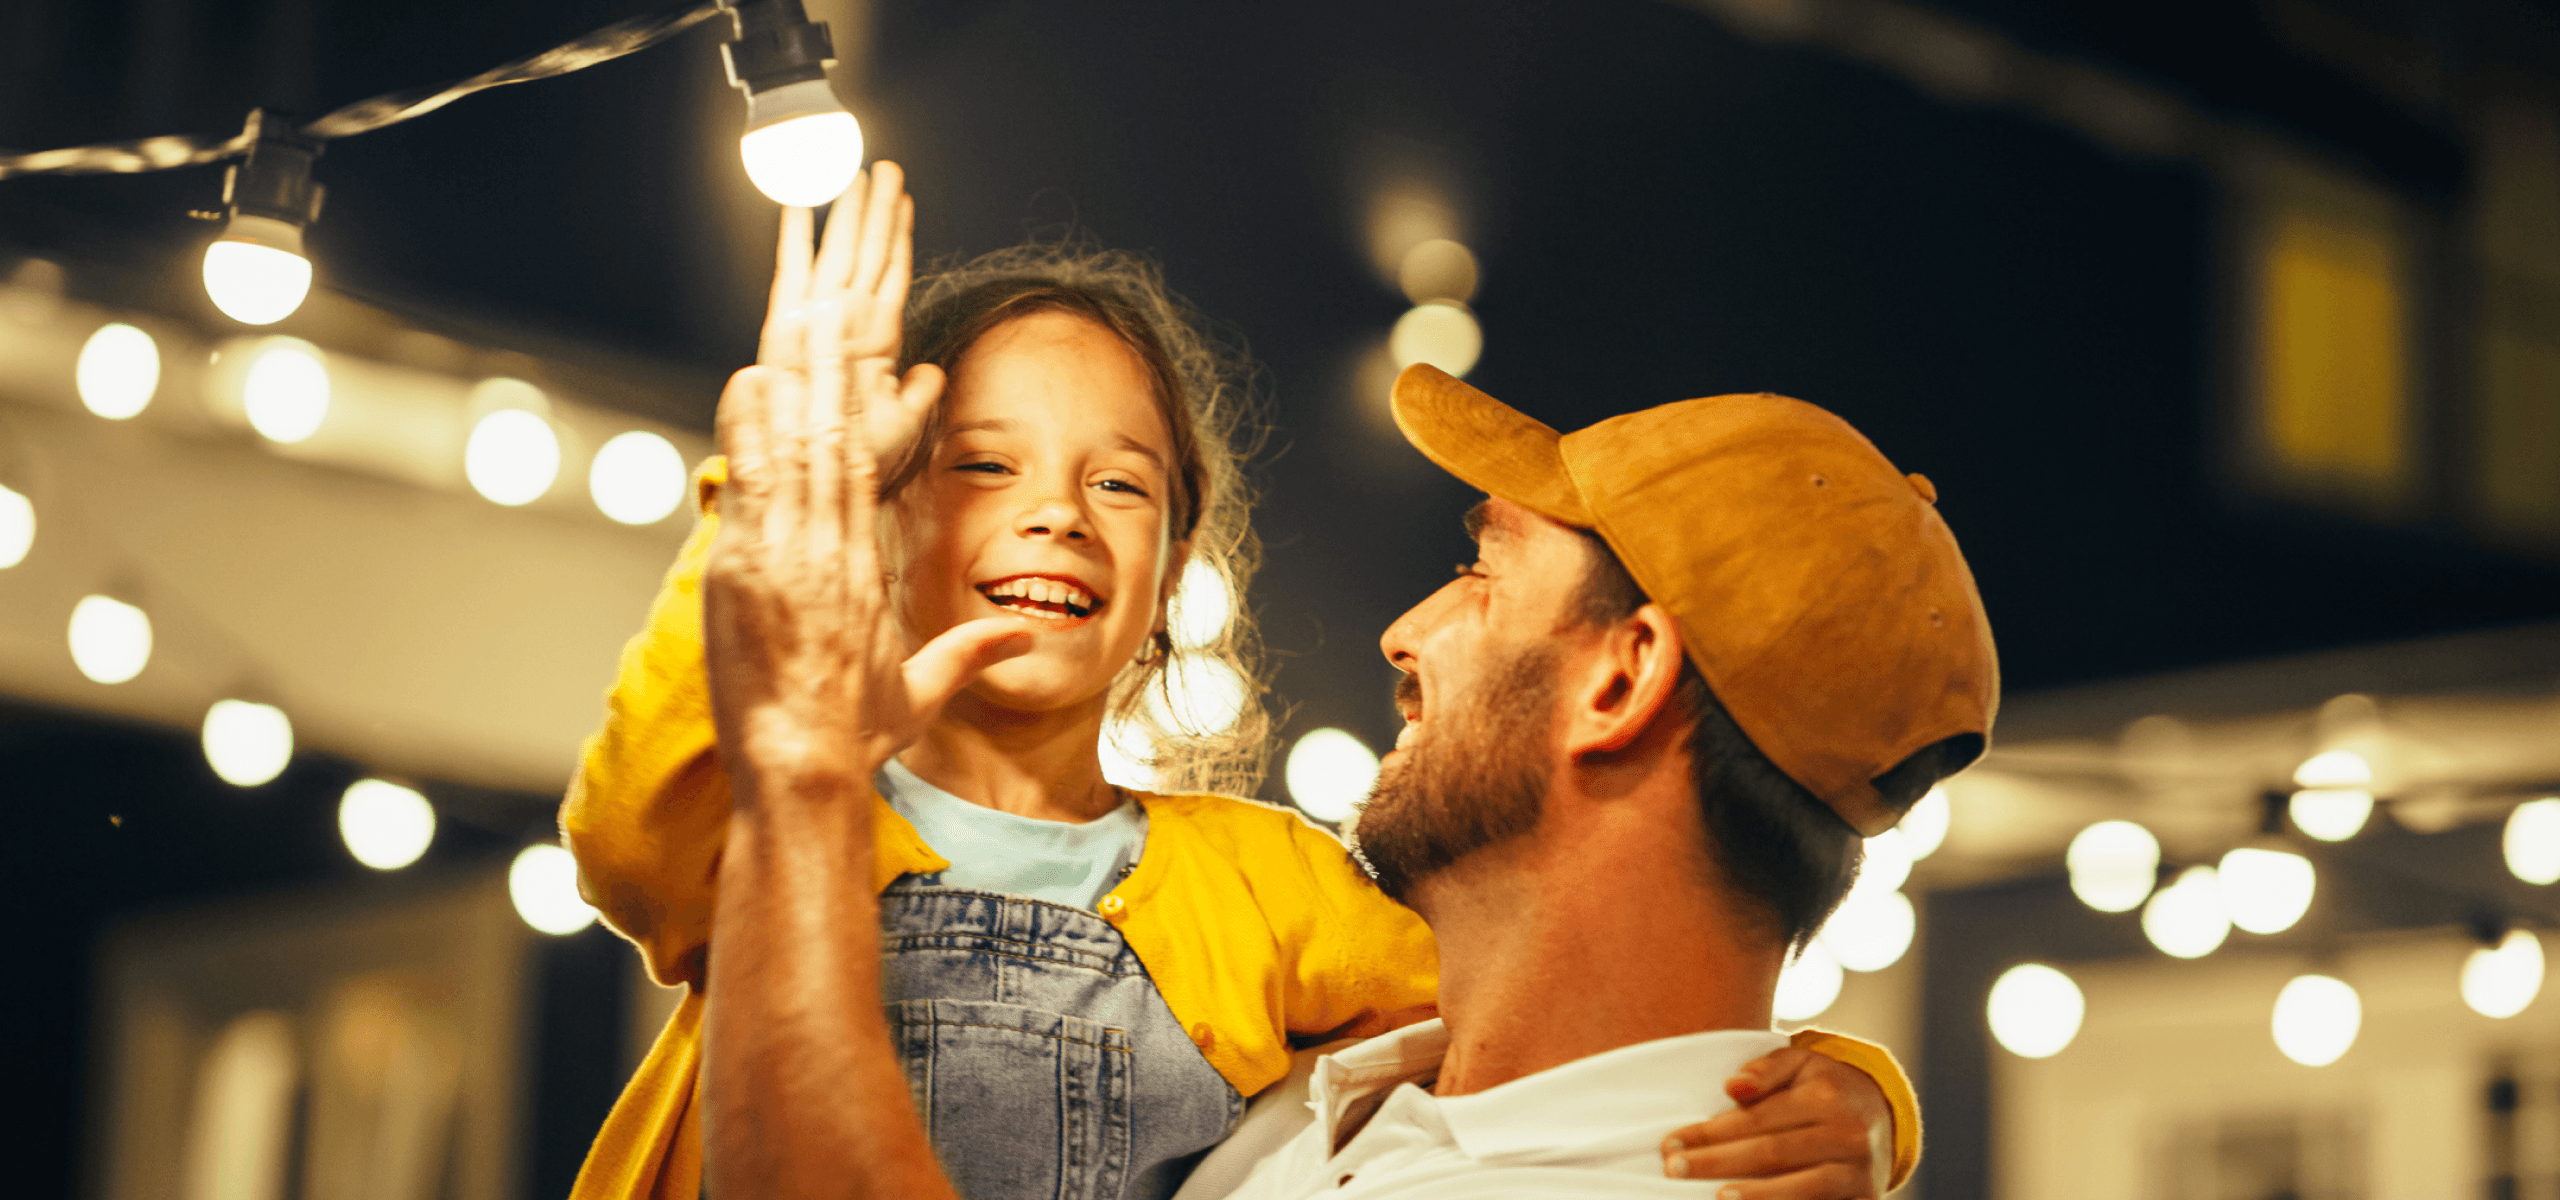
0, 0, 725, 180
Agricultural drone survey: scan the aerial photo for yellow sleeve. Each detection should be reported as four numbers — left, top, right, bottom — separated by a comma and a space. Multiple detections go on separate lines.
1790, 1027, 1921, 1190
559, 459, 732, 987
1275, 816, 1441, 1042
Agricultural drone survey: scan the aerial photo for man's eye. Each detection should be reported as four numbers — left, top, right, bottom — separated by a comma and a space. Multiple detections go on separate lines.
1454, 563, 1482, 578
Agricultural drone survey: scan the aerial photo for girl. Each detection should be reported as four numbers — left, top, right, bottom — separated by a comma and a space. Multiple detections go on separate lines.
563, 165, 1917, 1200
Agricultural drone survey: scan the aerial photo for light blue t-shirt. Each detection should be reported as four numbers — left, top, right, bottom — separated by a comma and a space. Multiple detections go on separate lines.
876, 758, 1147, 911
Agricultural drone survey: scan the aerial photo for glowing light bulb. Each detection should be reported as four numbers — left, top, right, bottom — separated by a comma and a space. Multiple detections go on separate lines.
466, 408, 562, 506
2293, 750, 2371, 788
1389, 301, 1483, 378
2217, 847, 2315, 935
1099, 716, 1158, 792
339, 779, 435, 871
1819, 888, 1915, 972
1987, 963, 2084, 1058
1774, 943, 1844, 1021
2142, 865, 2229, 959
76, 322, 160, 419
201, 700, 293, 787
2507, 799, 2560, 885
510, 843, 597, 935
0, 483, 31, 569
2290, 788, 2372, 842
1900, 785, 1951, 859
1286, 728, 1379, 822
2067, 820, 2159, 913
68, 595, 151, 684
1398, 238, 1480, 305
242, 339, 330, 443
739, 79, 865, 207
1169, 559, 1235, 651
1146, 652, 1249, 736
2271, 974, 2359, 1066
2464, 929, 2544, 1019
202, 229, 312, 326
588, 430, 687, 524
1859, 828, 1914, 894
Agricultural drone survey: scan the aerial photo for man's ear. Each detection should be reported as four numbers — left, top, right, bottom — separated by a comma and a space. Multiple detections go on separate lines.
1563, 604, 1687, 759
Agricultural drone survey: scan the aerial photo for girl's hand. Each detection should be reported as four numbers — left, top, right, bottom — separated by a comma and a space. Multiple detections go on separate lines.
1659, 1046, 1894, 1197
703, 163, 1032, 809
759, 162, 943, 470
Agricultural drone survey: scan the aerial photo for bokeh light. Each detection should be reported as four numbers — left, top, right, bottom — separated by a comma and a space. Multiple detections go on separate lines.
1389, 301, 1483, 378
0, 483, 31, 569
1286, 728, 1379, 822
2293, 749, 2372, 788
2142, 865, 2230, 959
2506, 799, 2560, 885
509, 843, 597, 935
1147, 652, 1248, 736
739, 94, 865, 208
466, 408, 562, 506
1774, 943, 1844, 1021
202, 240, 312, 326
2271, 974, 2360, 1066
588, 430, 688, 525
1398, 238, 1480, 304
76, 322, 160, 419
1861, 827, 1915, 894
1168, 558, 1234, 651
1987, 963, 2085, 1058
1098, 716, 1158, 792
340, 780, 436, 871
1901, 785, 1951, 859
242, 339, 330, 443
2067, 820, 2160, 913
201, 699, 293, 787
2218, 847, 2315, 935
1820, 888, 1916, 972
68, 595, 152, 684
2289, 788, 2373, 842
2463, 929, 2544, 1019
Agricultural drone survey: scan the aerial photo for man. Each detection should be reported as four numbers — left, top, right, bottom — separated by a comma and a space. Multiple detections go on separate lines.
696, 355, 1993, 1199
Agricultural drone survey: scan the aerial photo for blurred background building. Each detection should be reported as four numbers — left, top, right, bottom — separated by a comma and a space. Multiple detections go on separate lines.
5, 0, 2560, 1197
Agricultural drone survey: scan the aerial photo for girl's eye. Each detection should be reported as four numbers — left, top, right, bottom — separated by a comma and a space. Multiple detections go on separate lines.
1096, 479, 1150, 496
955, 460, 1010, 475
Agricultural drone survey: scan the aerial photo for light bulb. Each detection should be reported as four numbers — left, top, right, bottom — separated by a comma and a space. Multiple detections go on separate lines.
2506, 799, 2560, 885
68, 595, 151, 684
0, 483, 31, 569
2271, 974, 2360, 1066
2217, 847, 2315, 935
1819, 888, 1915, 972
2142, 865, 2229, 959
202, 700, 293, 787
1098, 716, 1158, 792
1900, 785, 1951, 859
1389, 301, 1483, 378
1774, 943, 1844, 1021
77, 322, 160, 419
739, 79, 864, 207
2464, 929, 2544, 1019
340, 780, 435, 871
466, 408, 562, 506
1168, 558, 1234, 651
202, 218, 313, 326
2290, 788, 2372, 842
242, 339, 330, 443
2067, 820, 2160, 913
1987, 963, 2084, 1058
1146, 653, 1249, 736
510, 843, 598, 935
1286, 728, 1379, 822
588, 430, 687, 524
2293, 750, 2371, 788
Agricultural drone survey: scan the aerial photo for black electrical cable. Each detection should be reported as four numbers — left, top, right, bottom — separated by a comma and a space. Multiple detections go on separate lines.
0, 0, 725, 179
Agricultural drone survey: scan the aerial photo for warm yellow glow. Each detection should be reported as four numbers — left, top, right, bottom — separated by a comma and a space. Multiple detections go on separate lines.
203, 240, 313, 326
2217, 847, 2315, 934
68, 595, 151, 684
182, 1011, 300, 1200
2464, 930, 2544, 1019
1098, 716, 1158, 792
589, 430, 688, 524
1987, 963, 2084, 1058
2271, 974, 2360, 1066
340, 780, 436, 871
2256, 199, 2408, 501
466, 408, 562, 506
2293, 749, 2371, 788
242, 339, 330, 443
2506, 798, 2560, 885
201, 700, 293, 788
1819, 888, 1914, 972
1147, 653, 1248, 736
76, 322, 160, 419
1774, 943, 1843, 1021
1286, 728, 1378, 822
1901, 786, 1951, 859
2289, 788, 2372, 841
2142, 865, 2229, 959
2066, 820, 2159, 913
1398, 238, 1479, 305
1389, 302, 1483, 378
741, 111, 865, 207
1168, 558, 1234, 651
0, 483, 31, 569
509, 844, 597, 934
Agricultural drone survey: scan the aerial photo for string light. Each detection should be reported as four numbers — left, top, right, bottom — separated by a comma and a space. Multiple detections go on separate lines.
510, 843, 598, 934
2067, 820, 2159, 913
340, 780, 436, 871
242, 339, 331, 443
1389, 301, 1483, 378
2506, 799, 2560, 885
201, 111, 323, 326
2291, 749, 2374, 841
1146, 653, 1249, 736
0, 483, 31, 569
722, 0, 864, 206
1286, 728, 1379, 822
1901, 785, 1952, 859
2271, 974, 2360, 1066
1774, 943, 1844, 1021
76, 322, 161, 418
2217, 847, 2314, 935
1168, 558, 1235, 651
2463, 929, 2544, 1019
68, 595, 152, 684
465, 407, 562, 506
1987, 963, 2084, 1058
2141, 865, 2229, 959
588, 430, 689, 524
201, 699, 294, 787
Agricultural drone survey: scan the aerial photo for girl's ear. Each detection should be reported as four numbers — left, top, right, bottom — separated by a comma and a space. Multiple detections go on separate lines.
1156, 540, 1194, 635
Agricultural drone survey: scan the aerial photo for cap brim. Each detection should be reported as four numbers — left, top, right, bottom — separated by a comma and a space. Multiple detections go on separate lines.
1390, 365, 1594, 527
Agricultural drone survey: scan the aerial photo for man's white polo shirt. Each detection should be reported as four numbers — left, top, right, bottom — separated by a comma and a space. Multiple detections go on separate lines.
1223, 1019, 1789, 1199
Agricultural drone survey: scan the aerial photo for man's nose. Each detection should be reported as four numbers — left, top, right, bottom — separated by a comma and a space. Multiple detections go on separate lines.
1379, 590, 1436, 673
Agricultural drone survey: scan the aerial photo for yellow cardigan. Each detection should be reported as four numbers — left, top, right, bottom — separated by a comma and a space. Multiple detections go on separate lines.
559, 459, 1921, 1200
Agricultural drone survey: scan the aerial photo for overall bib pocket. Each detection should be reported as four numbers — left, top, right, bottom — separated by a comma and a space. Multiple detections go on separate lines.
889, 998, 1135, 1200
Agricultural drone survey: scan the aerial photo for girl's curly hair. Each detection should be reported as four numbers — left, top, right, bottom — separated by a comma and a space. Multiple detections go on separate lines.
887, 241, 1270, 798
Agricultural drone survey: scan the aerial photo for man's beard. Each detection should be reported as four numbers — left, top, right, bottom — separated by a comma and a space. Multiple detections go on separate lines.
1349, 643, 1557, 906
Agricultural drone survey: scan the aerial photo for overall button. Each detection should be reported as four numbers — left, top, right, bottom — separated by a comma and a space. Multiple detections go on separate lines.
1189, 1023, 1215, 1050
1099, 894, 1127, 917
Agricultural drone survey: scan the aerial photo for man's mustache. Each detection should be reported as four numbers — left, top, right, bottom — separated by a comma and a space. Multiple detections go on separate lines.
1394, 673, 1420, 714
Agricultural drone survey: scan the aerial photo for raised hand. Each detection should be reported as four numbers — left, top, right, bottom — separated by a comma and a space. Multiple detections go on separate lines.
758, 161, 943, 471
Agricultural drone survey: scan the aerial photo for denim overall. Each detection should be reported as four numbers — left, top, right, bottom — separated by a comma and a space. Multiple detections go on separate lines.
877, 877, 1247, 1200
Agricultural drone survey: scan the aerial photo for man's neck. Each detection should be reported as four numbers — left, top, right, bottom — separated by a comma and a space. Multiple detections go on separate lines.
897, 693, 1123, 823
1410, 779, 1781, 1098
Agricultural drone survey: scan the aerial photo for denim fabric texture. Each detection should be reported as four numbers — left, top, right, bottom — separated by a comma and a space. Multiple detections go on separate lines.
879, 878, 1246, 1200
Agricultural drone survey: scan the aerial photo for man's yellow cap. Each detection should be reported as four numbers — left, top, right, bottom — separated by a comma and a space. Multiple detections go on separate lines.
1391, 364, 1999, 836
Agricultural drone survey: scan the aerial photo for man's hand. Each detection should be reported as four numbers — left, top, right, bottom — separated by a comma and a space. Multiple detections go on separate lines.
1659, 1045, 1895, 1198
